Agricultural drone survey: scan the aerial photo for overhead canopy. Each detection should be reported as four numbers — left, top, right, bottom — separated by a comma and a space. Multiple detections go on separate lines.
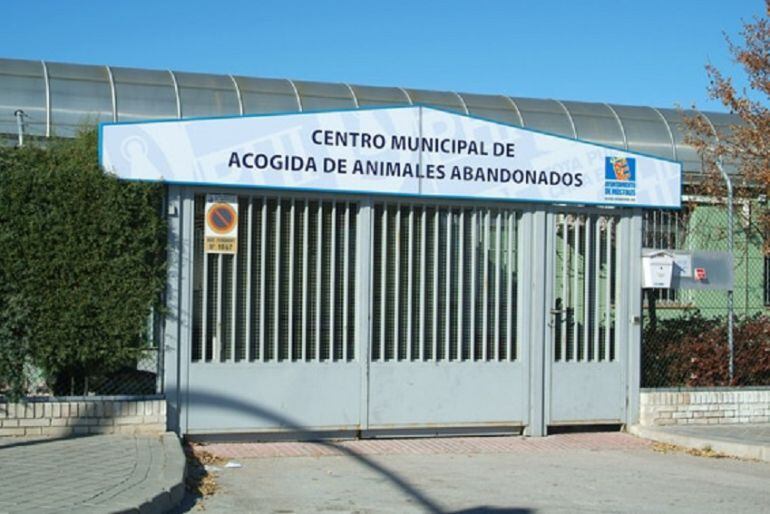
100, 105, 681, 208
0, 58, 738, 180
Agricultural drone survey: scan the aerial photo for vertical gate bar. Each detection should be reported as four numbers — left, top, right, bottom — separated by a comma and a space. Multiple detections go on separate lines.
302, 200, 308, 361
593, 215, 601, 360
406, 206, 413, 360
583, 214, 591, 361
259, 198, 267, 361
288, 199, 295, 361
330, 201, 336, 360
245, 198, 253, 361
494, 210, 501, 361
458, 209, 464, 360
316, 201, 323, 361
470, 208, 477, 360
445, 208, 452, 360
419, 206, 426, 361
274, 200, 281, 361
560, 215, 568, 360
216, 254, 223, 361
572, 215, 580, 360
432, 208, 439, 361
380, 204, 387, 361
394, 204, 401, 360
343, 202, 350, 362
231, 250, 237, 363
482, 209, 489, 361
507, 211, 514, 361
605, 218, 613, 360
201, 252, 209, 361
674, 210, 679, 247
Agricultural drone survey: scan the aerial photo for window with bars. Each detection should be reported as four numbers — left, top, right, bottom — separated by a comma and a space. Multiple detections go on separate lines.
553, 213, 618, 362
191, 194, 358, 363
371, 203, 519, 362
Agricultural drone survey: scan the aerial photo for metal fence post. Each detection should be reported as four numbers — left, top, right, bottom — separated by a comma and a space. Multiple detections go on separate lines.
716, 157, 735, 382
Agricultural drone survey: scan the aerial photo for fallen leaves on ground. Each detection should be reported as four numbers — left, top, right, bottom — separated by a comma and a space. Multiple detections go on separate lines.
651, 441, 730, 459
184, 443, 227, 500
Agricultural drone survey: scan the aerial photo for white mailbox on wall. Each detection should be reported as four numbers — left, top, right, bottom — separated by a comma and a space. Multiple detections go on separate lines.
642, 249, 733, 290
642, 250, 675, 288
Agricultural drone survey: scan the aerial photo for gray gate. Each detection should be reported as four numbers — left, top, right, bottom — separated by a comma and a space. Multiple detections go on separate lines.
366, 200, 526, 430
164, 187, 642, 436
544, 209, 641, 426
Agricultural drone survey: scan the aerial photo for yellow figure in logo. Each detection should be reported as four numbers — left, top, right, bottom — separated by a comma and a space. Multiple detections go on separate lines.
611, 157, 631, 181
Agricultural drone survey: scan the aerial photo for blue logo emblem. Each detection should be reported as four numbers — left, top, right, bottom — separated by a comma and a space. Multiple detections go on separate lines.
604, 157, 636, 201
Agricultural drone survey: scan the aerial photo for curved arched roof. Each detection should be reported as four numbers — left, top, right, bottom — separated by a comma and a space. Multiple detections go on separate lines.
0, 57, 740, 177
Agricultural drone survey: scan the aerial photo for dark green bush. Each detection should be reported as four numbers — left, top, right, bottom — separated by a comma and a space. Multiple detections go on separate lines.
0, 131, 166, 399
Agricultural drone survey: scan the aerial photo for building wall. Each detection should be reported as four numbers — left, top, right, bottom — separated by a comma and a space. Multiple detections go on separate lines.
0, 396, 166, 437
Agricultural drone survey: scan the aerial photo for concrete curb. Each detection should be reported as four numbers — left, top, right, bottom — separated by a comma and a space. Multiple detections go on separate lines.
101, 432, 187, 514
629, 425, 770, 463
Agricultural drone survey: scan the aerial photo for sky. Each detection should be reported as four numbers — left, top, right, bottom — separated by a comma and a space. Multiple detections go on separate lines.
0, 0, 764, 112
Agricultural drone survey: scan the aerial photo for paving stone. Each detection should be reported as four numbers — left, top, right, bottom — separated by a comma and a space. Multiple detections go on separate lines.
0, 433, 185, 514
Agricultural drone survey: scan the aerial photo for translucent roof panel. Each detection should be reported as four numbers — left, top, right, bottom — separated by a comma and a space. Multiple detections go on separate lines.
0, 58, 46, 136
459, 93, 522, 126
561, 101, 624, 149
0, 58, 747, 178
293, 81, 355, 111
111, 67, 177, 122
349, 84, 410, 107
608, 105, 675, 161
233, 76, 300, 114
403, 89, 466, 114
173, 72, 239, 118
512, 97, 575, 138
46, 61, 113, 137
656, 108, 702, 172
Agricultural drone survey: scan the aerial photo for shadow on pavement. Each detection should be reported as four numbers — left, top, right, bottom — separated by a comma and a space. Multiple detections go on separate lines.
173, 388, 535, 514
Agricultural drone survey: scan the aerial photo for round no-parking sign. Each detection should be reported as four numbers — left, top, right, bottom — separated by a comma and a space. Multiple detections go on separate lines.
204, 194, 238, 254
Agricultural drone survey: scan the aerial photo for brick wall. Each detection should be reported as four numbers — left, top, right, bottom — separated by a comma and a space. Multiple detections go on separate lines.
0, 396, 166, 437
640, 388, 770, 426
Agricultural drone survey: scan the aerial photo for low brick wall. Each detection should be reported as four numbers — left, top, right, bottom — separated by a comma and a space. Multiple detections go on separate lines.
640, 388, 770, 426
0, 395, 166, 437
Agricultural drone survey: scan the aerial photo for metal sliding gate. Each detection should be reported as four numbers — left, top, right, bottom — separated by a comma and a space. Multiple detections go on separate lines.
367, 201, 525, 429
184, 192, 363, 433
168, 188, 639, 435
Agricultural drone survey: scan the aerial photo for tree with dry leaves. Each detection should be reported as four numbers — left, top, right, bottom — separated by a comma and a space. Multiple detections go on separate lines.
684, 2, 770, 202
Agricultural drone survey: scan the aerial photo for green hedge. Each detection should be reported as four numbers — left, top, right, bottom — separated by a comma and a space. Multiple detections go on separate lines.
0, 131, 166, 399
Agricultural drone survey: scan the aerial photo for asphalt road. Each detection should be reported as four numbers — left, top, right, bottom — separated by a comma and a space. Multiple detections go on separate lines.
180, 434, 770, 513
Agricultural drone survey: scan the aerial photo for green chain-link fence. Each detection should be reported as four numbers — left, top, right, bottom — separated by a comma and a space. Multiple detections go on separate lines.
641, 197, 770, 387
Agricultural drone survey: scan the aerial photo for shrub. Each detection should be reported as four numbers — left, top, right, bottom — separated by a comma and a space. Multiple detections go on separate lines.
0, 130, 166, 399
642, 313, 770, 387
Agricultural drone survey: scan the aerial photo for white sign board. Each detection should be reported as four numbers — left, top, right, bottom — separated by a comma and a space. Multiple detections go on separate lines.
100, 105, 682, 208
204, 194, 238, 254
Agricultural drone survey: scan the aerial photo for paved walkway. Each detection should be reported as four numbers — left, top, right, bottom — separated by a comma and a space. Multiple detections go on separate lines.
185, 432, 770, 513
0, 433, 186, 514
630, 423, 770, 462
203, 431, 650, 459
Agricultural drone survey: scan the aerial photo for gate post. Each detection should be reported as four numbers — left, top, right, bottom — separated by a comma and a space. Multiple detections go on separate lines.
626, 210, 643, 426
163, 186, 194, 434
526, 210, 549, 436
356, 198, 373, 432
